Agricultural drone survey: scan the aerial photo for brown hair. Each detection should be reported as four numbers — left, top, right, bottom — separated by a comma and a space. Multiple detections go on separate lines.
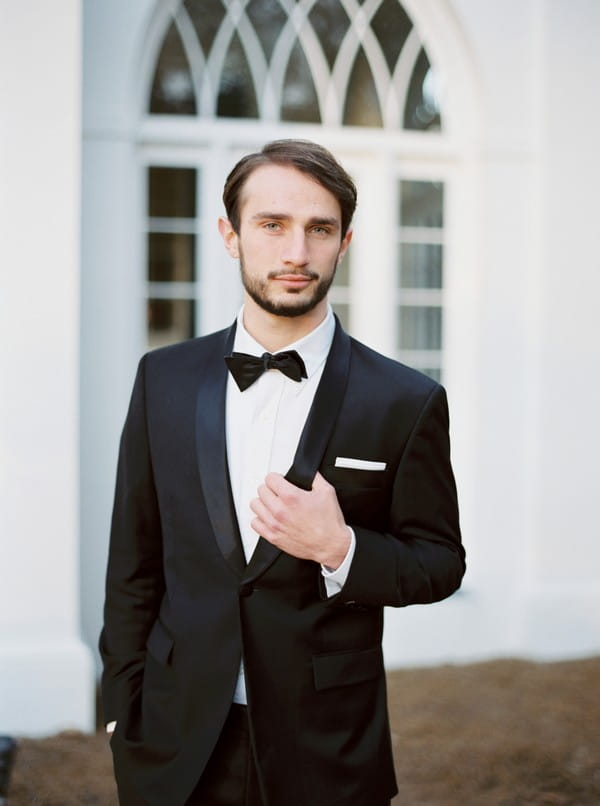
222, 139, 357, 237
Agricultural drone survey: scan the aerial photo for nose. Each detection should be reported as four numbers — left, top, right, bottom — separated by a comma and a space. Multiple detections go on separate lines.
281, 229, 309, 267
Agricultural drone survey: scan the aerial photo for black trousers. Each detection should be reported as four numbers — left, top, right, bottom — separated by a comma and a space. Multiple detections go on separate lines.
186, 705, 263, 806
185, 704, 392, 806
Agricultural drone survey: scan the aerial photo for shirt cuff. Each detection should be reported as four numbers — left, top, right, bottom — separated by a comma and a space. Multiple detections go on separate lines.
321, 527, 356, 597
106, 721, 116, 734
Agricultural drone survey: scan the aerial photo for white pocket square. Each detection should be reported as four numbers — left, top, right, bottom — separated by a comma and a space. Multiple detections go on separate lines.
334, 457, 387, 471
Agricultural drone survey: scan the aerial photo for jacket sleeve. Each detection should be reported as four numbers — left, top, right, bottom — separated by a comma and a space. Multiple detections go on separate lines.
336, 384, 465, 608
99, 355, 165, 724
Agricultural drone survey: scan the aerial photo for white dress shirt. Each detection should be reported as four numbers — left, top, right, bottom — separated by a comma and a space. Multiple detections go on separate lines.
226, 306, 355, 703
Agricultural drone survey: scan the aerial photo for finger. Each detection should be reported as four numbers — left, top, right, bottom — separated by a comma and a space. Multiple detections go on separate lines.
264, 472, 286, 490
264, 472, 298, 500
250, 512, 282, 544
250, 494, 286, 533
312, 471, 331, 490
250, 495, 272, 523
255, 484, 285, 522
250, 514, 267, 538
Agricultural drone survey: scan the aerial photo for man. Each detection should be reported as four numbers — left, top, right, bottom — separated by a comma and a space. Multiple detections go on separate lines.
100, 139, 465, 806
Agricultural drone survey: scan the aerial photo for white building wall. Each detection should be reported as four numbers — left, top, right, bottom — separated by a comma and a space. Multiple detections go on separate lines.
78, 0, 600, 674
0, 0, 598, 738
522, 0, 600, 656
384, 0, 600, 665
81, 0, 600, 690
0, 0, 95, 734
80, 0, 154, 672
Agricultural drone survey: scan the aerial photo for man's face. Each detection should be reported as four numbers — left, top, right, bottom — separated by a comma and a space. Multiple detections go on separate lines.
219, 164, 352, 319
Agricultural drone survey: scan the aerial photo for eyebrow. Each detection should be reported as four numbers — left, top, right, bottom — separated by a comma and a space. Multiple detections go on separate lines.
251, 212, 340, 229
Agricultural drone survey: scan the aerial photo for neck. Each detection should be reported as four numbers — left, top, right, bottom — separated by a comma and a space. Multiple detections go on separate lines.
242, 296, 328, 352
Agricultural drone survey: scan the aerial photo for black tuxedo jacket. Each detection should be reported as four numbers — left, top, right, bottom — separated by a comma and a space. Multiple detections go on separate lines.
100, 319, 465, 806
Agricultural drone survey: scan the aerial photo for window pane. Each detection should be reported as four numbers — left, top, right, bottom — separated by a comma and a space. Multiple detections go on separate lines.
149, 22, 196, 115
331, 303, 349, 331
281, 40, 321, 123
421, 368, 441, 382
421, 367, 442, 383
148, 233, 195, 283
404, 49, 441, 131
332, 255, 349, 287
400, 181, 443, 227
343, 47, 383, 128
399, 243, 442, 288
148, 299, 195, 349
217, 32, 259, 118
398, 305, 442, 350
308, 0, 351, 70
371, 0, 413, 73
184, 0, 225, 55
247, 0, 288, 62
149, 167, 197, 218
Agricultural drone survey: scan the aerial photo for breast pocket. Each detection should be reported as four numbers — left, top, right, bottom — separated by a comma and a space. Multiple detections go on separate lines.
326, 465, 389, 491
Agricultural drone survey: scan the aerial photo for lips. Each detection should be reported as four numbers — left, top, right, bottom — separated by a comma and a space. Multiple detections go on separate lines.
271, 272, 315, 283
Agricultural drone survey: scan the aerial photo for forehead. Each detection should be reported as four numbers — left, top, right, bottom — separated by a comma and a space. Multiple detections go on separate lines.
238, 164, 341, 221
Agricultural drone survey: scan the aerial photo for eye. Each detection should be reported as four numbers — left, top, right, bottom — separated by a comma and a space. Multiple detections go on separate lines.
263, 221, 281, 232
311, 225, 330, 237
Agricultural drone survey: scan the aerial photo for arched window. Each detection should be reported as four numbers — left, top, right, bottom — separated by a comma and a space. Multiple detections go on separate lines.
143, 0, 447, 381
149, 0, 440, 131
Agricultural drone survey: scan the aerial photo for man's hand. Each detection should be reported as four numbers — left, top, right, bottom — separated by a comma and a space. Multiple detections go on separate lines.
250, 472, 350, 569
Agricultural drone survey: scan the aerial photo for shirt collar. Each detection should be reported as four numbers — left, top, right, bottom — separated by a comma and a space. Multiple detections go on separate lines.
233, 305, 335, 380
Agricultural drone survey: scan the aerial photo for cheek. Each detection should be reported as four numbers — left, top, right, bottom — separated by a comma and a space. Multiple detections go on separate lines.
242, 233, 279, 260
320, 246, 344, 269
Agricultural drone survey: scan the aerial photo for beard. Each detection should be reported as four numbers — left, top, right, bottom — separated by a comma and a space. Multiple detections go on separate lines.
239, 249, 338, 318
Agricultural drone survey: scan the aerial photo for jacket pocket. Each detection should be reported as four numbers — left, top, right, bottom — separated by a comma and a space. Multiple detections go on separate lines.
312, 645, 383, 691
325, 465, 388, 490
146, 620, 174, 667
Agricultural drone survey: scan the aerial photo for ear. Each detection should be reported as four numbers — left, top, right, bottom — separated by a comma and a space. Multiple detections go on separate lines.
337, 228, 353, 263
218, 217, 239, 259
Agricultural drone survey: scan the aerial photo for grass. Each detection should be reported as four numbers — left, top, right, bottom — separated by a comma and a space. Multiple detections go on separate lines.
8, 657, 600, 805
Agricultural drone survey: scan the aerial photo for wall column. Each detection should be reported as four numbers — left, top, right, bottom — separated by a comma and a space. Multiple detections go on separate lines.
0, 0, 95, 734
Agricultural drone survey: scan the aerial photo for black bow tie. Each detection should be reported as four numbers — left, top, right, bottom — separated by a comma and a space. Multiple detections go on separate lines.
225, 350, 307, 391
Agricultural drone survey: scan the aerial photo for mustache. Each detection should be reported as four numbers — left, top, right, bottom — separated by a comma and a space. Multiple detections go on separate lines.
267, 269, 319, 280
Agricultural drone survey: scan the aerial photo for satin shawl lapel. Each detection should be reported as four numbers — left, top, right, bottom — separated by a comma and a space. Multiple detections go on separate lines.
195, 322, 246, 576
243, 320, 352, 584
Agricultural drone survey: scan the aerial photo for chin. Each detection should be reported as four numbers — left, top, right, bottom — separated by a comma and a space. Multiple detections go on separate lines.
244, 275, 332, 319
264, 301, 317, 318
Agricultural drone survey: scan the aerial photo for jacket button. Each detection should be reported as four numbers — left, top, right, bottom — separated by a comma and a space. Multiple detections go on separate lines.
239, 582, 253, 597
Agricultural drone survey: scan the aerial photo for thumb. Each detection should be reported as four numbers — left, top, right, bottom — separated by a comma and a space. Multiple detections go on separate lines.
312, 471, 330, 490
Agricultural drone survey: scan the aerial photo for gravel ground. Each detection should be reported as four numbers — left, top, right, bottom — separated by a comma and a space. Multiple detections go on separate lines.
7, 657, 600, 805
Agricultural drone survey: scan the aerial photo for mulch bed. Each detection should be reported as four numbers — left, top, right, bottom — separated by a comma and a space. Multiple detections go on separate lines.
7, 657, 600, 805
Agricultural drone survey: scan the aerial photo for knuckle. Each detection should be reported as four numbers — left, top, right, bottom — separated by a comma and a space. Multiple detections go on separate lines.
278, 490, 295, 507
271, 500, 287, 521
